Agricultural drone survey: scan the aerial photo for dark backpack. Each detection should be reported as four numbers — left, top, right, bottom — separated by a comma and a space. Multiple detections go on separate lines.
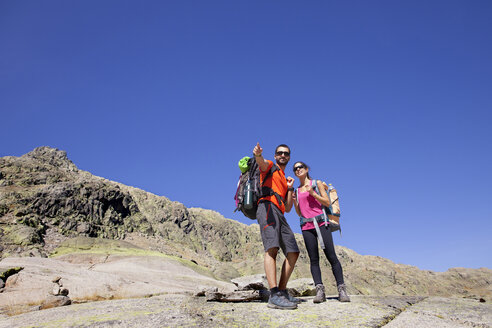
234, 157, 280, 220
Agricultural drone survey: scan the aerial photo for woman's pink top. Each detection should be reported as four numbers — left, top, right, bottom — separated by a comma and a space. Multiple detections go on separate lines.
297, 190, 327, 231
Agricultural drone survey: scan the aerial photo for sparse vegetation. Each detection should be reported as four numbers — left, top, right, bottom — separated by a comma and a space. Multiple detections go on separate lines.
1, 146, 491, 308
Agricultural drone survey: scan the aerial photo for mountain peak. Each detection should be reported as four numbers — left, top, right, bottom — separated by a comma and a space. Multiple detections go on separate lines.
22, 146, 77, 171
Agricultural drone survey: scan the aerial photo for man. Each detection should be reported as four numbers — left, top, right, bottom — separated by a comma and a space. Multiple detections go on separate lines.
253, 142, 300, 310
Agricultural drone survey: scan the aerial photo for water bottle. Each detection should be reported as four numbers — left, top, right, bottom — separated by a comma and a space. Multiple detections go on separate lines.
244, 180, 254, 209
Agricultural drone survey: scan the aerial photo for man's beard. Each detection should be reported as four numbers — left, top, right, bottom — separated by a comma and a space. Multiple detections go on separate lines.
276, 158, 289, 166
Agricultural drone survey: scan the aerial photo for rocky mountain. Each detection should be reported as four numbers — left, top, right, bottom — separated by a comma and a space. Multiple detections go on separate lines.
1, 147, 491, 301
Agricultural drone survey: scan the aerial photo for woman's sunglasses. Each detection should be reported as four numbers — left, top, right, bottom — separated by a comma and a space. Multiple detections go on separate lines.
294, 165, 305, 172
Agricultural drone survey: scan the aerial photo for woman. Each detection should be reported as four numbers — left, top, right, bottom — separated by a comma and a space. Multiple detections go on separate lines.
292, 161, 350, 303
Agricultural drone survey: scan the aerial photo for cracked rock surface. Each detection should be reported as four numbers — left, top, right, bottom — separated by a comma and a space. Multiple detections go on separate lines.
1, 295, 490, 328
385, 296, 492, 328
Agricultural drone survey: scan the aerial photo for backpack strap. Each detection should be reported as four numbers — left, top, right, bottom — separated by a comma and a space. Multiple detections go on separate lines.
311, 180, 328, 227
300, 214, 327, 249
260, 164, 285, 206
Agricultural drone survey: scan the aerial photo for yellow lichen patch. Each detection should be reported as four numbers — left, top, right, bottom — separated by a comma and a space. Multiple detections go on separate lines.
49, 238, 215, 278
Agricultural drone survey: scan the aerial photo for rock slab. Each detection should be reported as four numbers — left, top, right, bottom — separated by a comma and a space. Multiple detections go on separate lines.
1, 295, 490, 328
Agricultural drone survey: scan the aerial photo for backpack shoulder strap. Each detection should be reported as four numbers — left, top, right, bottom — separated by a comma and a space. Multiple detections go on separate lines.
260, 164, 285, 206
311, 179, 329, 226
312, 179, 322, 195
261, 163, 277, 185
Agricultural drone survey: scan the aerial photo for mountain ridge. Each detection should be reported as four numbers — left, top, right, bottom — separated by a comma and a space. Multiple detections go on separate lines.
0, 146, 491, 300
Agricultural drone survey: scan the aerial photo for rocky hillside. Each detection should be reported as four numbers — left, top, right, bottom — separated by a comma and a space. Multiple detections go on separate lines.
0, 147, 491, 299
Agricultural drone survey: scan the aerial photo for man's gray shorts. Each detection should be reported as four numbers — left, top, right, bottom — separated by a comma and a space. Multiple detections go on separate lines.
256, 201, 299, 254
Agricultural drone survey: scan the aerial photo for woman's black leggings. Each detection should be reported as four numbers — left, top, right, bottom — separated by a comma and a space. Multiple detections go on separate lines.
302, 226, 344, 286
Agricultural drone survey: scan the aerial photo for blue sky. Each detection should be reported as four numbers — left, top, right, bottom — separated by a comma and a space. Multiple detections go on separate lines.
1, 1, 491, 272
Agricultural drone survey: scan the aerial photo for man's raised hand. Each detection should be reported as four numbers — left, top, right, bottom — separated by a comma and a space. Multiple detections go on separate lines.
253, 142, 263, 157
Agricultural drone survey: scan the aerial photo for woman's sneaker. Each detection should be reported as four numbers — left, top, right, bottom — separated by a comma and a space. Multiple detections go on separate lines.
337, 284, 351, 302
313, 284, 326, 303
267, 291, 298, 310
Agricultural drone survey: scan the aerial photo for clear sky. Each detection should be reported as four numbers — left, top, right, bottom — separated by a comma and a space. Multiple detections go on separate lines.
1, 1, 491, 272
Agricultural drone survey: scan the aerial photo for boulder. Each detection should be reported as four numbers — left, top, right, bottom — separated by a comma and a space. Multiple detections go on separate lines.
205, 290, 269, 302
3, 225, 41, 246
230, 274, 267, 291
39, 295, 71, 310
195, 286, 217, 297
288, 278, 316, 296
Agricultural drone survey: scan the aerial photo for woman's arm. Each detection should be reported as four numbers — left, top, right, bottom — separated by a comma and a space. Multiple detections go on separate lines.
292, 189, 302, 216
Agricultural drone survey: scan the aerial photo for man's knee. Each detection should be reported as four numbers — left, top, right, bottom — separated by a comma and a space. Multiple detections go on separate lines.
266, 247, 279, 258
287, 251, 300, 262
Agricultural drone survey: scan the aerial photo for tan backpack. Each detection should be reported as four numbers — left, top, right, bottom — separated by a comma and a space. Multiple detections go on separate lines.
313, 181, 341, 233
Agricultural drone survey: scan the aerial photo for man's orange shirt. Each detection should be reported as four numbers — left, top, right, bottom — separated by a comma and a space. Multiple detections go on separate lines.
259, 160, 287, 213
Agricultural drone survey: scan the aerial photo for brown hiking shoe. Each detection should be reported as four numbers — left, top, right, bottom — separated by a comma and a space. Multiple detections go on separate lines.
313, 284, 326, 303
337, 284, 350, 302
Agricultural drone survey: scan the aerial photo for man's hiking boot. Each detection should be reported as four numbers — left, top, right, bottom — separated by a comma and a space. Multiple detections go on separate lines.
267, 291, 298, 310
337, 284, 350, 302
313, 284, 326, 303
280, 289, 302, 304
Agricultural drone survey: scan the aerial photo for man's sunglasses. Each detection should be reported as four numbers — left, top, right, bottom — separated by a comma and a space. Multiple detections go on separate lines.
275, 151, 290, 156
294, 165, 305, 171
